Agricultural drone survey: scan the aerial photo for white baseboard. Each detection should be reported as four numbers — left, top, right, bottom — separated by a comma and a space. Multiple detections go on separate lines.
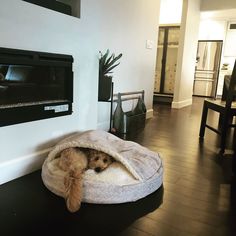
146, 109, 153, 119
0, 147, 52, 185
171, 98, 192, 109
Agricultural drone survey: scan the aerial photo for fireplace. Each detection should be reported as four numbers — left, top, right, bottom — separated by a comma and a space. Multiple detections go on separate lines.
0, 47, 73, 126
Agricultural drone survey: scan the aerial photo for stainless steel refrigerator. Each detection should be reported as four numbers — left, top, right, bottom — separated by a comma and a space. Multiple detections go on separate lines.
193, 40, 223, 97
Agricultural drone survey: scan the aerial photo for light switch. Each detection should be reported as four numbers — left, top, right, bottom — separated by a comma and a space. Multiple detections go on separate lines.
146, 40, 154, 49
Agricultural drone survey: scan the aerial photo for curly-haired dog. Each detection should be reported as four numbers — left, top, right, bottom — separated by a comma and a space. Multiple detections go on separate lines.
87, 149, 114, 173
58, 147, 114, 213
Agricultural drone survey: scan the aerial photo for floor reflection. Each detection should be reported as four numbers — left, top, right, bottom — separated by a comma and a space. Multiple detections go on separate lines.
66, 185, 164, 235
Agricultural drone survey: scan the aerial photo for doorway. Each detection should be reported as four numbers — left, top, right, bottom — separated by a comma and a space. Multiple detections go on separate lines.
153, 25, 180, 103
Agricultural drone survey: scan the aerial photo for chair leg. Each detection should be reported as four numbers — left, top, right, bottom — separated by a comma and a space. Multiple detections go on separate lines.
219, 135, 226, 154
220, 114, 229, 154
233, 129, 236, 175
199, 102, 208, 138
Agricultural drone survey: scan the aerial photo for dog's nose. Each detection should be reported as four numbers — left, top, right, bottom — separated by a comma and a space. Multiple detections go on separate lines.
95, 167, 101, 173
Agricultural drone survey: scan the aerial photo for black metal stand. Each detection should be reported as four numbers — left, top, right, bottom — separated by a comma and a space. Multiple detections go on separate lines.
112, 90, 146, 136
109, 82, 114, 132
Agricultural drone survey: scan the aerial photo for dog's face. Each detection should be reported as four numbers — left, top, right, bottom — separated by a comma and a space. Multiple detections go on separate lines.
88, 150, 114, 173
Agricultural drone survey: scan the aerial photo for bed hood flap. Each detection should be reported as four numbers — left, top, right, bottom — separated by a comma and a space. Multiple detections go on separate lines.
47, 130, 162, 181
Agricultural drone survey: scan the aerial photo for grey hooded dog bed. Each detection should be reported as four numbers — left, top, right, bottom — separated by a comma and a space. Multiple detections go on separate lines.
41, 130, 163, 204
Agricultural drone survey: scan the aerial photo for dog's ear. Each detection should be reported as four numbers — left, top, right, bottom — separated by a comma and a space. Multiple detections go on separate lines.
79, 148, 91, 159
82, 148, 90, 155
86, 149, 92, 158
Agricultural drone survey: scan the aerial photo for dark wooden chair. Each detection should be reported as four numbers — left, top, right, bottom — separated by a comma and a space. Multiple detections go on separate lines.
199, 60, 236, 154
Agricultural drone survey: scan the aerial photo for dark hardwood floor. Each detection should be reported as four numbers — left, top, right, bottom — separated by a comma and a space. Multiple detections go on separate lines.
0, 97, 235, 236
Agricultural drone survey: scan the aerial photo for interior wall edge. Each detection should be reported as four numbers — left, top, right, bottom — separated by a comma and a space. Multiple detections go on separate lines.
171, 98, 192, 109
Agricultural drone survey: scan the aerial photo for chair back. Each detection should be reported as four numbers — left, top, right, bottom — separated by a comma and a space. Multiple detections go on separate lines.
225, 60, 236, 108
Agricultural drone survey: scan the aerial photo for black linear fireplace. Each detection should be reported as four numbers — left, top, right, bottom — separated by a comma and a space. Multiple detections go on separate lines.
0, 47, 73, 126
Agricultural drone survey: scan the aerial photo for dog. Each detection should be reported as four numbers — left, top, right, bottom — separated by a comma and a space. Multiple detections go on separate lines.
87, 149, 114, 173
58, 147, 114, 213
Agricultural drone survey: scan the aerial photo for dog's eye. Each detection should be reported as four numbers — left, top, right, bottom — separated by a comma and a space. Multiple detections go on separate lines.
95, 157, 99, 161
103, 159, 108, 163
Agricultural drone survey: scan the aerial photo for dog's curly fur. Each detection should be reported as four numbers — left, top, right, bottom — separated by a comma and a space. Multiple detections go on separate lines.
87, 149, 114, 173
58, 147, 114, 213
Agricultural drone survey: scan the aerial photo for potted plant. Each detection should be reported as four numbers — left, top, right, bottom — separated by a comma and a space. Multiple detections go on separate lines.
98, 49, 122, 101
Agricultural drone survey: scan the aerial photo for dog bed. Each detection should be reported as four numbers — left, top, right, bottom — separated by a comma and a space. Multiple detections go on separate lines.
41, 130, 163, 204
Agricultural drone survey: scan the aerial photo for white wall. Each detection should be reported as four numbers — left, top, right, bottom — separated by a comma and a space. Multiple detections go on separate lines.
0, 0, 161, 184
159, 0, 183, 24
172, 0, 201, 108
198, 20, 227, 40
201, 0, 236, 11
97, 0, 161, 129
0, 0, 100, 184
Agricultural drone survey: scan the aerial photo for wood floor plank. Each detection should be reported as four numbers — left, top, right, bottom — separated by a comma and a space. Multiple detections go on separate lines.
146, 208, 217, 235
156, 204, 228, 227
163, 189, 230, 214
119, 227, 153, 236
132, 216, 198, 236
175, 178, 230, 196
164, 181, 230, 205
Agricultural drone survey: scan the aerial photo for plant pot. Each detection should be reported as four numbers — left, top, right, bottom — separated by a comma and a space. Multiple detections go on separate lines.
98, 76, 112, 101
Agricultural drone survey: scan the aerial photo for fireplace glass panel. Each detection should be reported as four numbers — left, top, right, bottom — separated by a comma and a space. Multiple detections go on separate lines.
0, 47, 73, 127
0, 64, 67, 107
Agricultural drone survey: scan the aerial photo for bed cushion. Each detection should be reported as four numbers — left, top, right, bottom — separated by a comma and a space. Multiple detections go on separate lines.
41, 130, 163, 204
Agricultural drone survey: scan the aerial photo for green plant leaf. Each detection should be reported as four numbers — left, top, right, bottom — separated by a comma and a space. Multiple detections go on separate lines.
104, 62, 121, 74
99, 49, 122, 77
103, 54, 114, 69
99, 49, 110, 69
104, 53, 122, 71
